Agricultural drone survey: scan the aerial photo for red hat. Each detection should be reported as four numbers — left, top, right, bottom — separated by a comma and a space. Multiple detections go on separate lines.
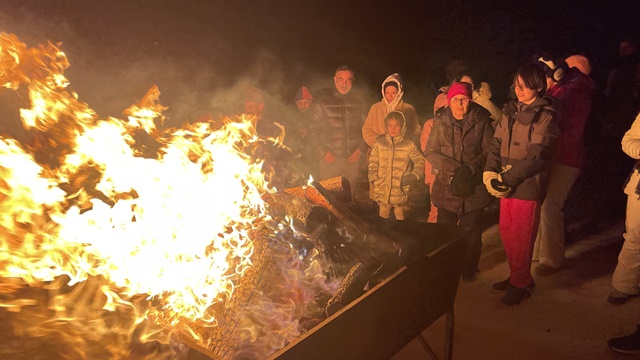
446, 82, 472, 106
295, 86, 313, 102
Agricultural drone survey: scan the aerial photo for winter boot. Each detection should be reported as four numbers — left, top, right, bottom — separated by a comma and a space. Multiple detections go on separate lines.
500, 285, 531, 306
492, 278, 535, 292
608, 325, 640, 355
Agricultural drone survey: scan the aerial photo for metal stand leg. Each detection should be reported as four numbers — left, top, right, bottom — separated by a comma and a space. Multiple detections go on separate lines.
444, 306, 454, 360
416, 306, 454, 360
417, 334, 440, 360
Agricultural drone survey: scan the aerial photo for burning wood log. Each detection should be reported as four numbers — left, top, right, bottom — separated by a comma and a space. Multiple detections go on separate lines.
324, 263, 367, 317
283, 176, 350, 203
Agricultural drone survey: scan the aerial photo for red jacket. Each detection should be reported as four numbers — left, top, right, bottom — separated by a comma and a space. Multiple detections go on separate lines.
547, 68, 595, 168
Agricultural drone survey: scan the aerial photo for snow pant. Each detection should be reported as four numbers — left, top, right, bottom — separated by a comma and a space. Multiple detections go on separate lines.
319, 156, 361, 202
612, 170, 640, 295
437, 208, 483, 277
533, 164, 581, 268
499, 198, 541, 288
379, 204, 406, 220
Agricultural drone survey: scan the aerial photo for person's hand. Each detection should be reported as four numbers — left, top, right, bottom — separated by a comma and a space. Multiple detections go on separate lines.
483, 171, 499, 186
489, 178, 511, 198
347, 148, 361, 163
401, 174, 418, 186
323, 150, 336, 163
450, 164, 474, 195
453, 164, 473, 182
483, 171, 503, 197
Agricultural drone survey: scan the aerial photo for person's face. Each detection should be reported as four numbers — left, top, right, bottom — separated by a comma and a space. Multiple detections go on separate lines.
384, 86, 398, 103
386, 119, 402, 138
450, 95, 470, 120
334, 70, 354, 95
514, 75, 540, 105
460, 75, 474, 90
296, 99, 312, 113
244, 101, 264, 115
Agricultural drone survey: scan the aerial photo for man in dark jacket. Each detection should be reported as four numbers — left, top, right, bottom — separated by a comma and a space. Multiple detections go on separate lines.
308, 65, 367, 200
425, 82, 494, 281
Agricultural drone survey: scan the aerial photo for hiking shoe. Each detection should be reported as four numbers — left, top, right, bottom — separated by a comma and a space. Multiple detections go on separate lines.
492, 278, 511, 291
535, 263, 561, 276
608, 325, 640, 354
492, 278, 535, 292
500, 286, 531, 306
607, 290, 638, 305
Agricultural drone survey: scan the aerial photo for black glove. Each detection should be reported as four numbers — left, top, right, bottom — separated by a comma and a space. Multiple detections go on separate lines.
450, 164, 474, 196
452, 164, 473, 182
401, 174, 417, 186
490, 178, 510, 192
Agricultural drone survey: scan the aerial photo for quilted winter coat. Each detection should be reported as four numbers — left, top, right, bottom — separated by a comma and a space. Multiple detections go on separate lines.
425, 103, 494, 214
368, 113, 425, 205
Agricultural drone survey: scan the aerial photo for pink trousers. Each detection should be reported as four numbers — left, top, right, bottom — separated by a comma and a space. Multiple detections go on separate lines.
499, 198, 541, 288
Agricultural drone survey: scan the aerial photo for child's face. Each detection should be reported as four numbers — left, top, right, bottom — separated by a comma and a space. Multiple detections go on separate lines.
386, 119, 402, 138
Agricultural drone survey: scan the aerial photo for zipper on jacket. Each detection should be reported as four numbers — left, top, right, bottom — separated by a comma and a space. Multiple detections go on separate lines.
388, 137, 395, 202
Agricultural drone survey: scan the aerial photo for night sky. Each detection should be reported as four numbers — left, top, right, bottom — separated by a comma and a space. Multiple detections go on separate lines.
0, 0, 638, 131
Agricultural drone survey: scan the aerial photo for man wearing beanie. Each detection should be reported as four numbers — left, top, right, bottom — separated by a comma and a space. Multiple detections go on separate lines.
295, 86, 313, 113
425, 81, 494, 282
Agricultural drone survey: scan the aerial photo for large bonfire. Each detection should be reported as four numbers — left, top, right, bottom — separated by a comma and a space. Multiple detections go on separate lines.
0, 33, 340, 359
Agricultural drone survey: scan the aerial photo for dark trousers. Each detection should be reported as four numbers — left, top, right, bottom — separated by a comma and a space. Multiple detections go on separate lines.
437, 208, 484, 276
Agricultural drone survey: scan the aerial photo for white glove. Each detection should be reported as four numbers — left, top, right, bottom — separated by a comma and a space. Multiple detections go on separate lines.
483, 171, 512, 198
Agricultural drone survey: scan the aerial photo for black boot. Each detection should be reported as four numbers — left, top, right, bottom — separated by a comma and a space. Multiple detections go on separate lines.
492, 278, 536, 292
492, 278, 511, 291
608, 325, 640, 354
500, 285, 531, 306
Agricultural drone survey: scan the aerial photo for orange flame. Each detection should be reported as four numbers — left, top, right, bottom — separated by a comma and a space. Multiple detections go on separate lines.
0, 32, 339, 358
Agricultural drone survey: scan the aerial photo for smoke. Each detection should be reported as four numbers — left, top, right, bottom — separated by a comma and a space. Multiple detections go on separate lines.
0, 2, 339, 136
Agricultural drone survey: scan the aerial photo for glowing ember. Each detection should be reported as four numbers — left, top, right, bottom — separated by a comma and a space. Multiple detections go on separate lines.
0, 32, 340, 359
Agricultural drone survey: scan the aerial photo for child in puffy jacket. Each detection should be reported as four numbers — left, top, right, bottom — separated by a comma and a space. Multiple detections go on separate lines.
368, 111, 424, 220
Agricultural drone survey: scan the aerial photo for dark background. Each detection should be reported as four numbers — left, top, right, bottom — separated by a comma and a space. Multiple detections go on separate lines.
0, 0, 638, 132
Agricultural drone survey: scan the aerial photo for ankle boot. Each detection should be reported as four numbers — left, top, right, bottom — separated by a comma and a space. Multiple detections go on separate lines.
493, 278, 536, 292
500, 285, 531, 305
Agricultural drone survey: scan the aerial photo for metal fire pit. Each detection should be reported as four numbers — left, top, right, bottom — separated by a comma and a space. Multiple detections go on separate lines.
187, 220, 465, 360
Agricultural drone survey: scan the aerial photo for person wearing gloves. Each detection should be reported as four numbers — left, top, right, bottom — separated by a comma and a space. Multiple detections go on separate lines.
362, 73, 421, 148
369, 111, 424, 221
484, 63, 560, 305
424, 82, 494, 282
608, 112, 640, 305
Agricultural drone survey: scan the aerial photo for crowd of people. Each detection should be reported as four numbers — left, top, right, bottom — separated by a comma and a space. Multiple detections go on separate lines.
240, 38, 640, 353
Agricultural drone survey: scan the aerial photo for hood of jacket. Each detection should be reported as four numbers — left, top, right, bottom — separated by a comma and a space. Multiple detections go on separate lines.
382, 73, 404, 114
384, 110, 407, 142
504, 95, 556, 125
